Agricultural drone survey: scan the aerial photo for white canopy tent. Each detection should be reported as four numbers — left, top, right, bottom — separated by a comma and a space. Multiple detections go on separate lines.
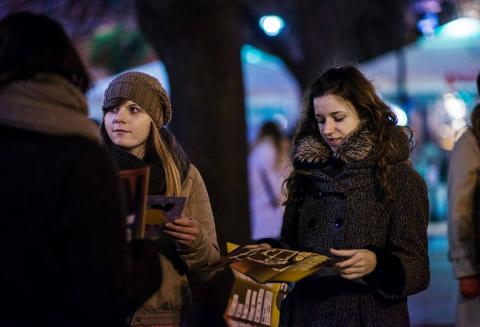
361, 17, 480, 98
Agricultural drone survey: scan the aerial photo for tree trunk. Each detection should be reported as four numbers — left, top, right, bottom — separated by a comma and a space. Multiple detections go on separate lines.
136, 0, 251, 247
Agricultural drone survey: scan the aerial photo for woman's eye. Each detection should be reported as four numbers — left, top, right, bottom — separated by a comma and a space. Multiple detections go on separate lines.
317, 119, 325, 124
334, 117, 345, 122
130, 107, 141, 113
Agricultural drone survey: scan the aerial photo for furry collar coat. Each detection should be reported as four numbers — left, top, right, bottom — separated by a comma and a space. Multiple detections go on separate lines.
279, 125, 429, 327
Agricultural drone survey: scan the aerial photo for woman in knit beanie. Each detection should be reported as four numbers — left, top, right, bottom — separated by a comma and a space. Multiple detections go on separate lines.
101, 71, 220, 327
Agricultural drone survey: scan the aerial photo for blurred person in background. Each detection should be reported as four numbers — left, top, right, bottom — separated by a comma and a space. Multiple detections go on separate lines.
248, 121, 291, 240
0, 12, 163, 326
448, 100, 480, 327
101, 71, 220, 327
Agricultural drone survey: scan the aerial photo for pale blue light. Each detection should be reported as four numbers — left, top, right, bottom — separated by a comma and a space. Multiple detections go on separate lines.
245, 50, 262, 64
392, 105, 408, 126
440, 17, 480, 38
259, 15, 285, 37
417, 13, 439, 37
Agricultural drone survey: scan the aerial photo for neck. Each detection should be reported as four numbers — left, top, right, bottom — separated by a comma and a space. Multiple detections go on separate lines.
128, 145, 146, 159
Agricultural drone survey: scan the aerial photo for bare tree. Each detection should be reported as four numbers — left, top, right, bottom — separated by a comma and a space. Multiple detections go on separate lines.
241, 0, 413, 90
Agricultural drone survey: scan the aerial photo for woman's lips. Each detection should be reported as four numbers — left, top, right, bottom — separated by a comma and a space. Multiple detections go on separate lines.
112, 129, 131, 136
327, 138, 342, 147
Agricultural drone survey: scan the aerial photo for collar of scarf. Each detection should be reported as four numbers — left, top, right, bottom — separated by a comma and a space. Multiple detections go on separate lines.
293, 124, 409, 170
109, 128, 190, 195
0, 73, 100, 142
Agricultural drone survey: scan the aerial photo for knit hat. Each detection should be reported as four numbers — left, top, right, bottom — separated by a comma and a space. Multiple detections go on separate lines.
103, 71, 172, 127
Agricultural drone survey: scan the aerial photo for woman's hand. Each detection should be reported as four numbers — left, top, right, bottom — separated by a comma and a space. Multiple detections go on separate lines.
163, 217, 200, 248
459, 275, 480, 298
330, 248, 377, 280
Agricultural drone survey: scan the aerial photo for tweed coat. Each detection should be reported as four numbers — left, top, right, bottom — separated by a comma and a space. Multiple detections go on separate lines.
279, 126, 430, 327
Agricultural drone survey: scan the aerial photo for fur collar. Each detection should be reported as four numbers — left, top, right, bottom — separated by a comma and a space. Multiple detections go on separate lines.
293, 125, 409, 168
293, 125, 374, 166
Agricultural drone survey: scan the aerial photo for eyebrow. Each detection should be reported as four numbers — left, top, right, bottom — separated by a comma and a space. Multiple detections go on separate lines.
315, 111, 346, 117
125, 103, 141, 108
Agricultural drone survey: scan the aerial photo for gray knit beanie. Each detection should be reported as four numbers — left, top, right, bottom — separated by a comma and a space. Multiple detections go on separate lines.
103, 71, 172, 127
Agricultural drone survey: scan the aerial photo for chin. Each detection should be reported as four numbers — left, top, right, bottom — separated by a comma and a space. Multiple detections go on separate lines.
113, 141, 132, 149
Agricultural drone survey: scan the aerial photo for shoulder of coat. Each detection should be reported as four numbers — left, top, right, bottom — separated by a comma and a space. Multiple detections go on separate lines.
391, 160, 427, 189
181, 163, 204, 188
185, 163, 201, 179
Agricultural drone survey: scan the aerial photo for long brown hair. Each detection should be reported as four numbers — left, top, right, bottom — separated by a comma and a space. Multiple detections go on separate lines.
285, 65, 403, 204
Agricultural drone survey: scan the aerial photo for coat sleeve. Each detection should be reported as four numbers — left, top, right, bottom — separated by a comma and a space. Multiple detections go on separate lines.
447, 130, 480, 278
177, 165, 220, 281
364, 165, 430, 299
62, 144, 162, 322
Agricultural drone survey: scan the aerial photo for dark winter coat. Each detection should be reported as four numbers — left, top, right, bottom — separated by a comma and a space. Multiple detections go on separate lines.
279, 126, 430, 327
0, 74, 162, 327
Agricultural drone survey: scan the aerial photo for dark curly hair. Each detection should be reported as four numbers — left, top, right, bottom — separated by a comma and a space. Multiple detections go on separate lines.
285, 65, 409, 204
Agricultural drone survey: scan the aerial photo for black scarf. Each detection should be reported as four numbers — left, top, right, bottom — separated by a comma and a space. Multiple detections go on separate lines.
107, 129, 191, 275
108, 128, 190, 195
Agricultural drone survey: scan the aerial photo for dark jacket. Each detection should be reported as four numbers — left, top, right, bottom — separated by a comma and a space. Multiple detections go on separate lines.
279, 126, 430, 327
0, 74, 162, 326
0, 126, 162, 326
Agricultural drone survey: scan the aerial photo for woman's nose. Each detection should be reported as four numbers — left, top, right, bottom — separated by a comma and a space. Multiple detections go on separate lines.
112, 109, 126, 124
322, 121, 334, 135
112, 117, 123, 124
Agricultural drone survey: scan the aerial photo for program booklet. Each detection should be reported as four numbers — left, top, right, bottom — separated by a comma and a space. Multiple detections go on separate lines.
144, 195, 187, 239
221, 244, 340, 327
212, 246, 339, 284
224, 270, 290, 327
119, 166, 150, 241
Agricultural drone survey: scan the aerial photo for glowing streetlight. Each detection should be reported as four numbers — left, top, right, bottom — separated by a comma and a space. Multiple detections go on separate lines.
259, 15, 285, 37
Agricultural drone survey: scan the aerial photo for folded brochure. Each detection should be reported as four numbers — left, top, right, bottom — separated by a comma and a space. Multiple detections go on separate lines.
212, 246, 340, 284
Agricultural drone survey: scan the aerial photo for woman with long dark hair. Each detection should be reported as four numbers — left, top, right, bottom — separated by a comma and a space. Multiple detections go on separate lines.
277, 65, 429, 326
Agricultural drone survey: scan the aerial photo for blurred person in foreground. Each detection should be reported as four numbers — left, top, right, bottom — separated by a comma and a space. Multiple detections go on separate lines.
0, 11, 163, 326
448, 100, 480, 327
